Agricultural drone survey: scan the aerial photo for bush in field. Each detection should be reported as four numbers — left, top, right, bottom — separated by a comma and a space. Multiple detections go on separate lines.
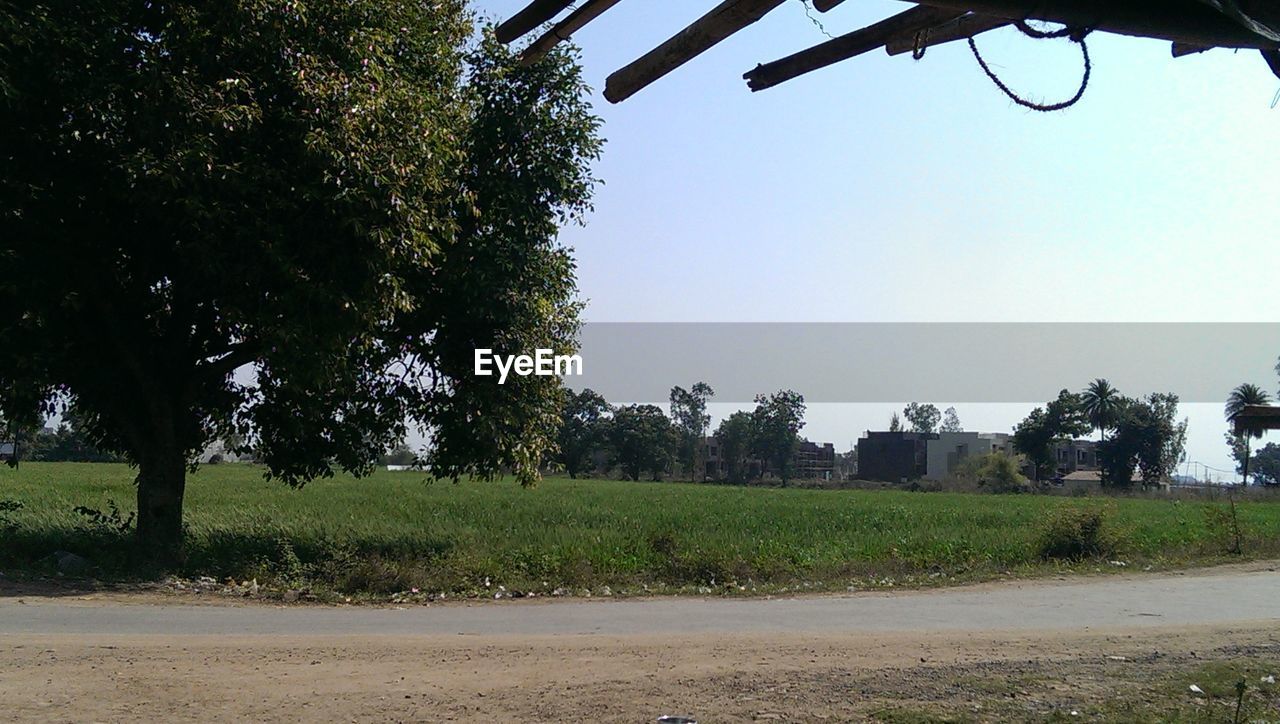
0, 498, 22, 533
953, 451, 1030, 494
1037, 507, 1114, 561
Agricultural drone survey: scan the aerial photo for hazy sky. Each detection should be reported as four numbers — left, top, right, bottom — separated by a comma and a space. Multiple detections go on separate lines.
477, 1, 1280, 478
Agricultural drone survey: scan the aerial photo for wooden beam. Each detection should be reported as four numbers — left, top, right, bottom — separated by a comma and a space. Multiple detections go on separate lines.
520, 0, 626, 65
884, 13, 1010, 55
904, 0, 1280, 49
1171, 42, 1211, 57
604, 0, 787, 103
496, 0, 576, 45
1264, 49, 1280, 79
744, 5, 964, 91
813, 0, 847, 10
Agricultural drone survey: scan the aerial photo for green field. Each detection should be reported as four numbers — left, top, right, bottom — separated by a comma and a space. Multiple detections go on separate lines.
2, 462, 1278, 599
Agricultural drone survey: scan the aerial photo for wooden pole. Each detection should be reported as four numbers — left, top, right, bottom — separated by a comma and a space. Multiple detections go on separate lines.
744, 5, 964, 91
905, 0, 1280, 49
884, 13, 1010, 55
520, 0, 627, 65
1171, 42, 1211, 57
496, 0, 576, 44
1263, 49, 1280, 78
604, 0, 787, 103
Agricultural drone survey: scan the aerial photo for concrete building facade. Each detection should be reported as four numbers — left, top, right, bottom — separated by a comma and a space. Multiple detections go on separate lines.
924, 432, 1015, 481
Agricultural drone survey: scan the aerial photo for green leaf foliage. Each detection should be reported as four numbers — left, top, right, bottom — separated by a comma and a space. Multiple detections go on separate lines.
0, 2, 603, 547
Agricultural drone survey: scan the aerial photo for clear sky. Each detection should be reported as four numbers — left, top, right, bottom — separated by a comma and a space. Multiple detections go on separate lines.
476, 0, 1280, 478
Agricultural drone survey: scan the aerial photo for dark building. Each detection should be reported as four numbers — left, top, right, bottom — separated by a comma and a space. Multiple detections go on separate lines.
856, 431, 938, 482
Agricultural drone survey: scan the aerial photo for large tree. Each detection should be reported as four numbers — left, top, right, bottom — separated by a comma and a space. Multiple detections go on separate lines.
1099, 393, 1187, 488
555, 388, 610, 479
669, 382, 714, 481
1250, 442, 1280, 487
1012, 390, 1091, 481
608, 404, 675, 482
1225, 383, 1272, 485
713, 410, 754, 484
0, 4, 602, 555
750, 389, 805, 485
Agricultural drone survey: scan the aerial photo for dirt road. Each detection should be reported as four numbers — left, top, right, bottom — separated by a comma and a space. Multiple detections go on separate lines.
3, 565, 1278, 721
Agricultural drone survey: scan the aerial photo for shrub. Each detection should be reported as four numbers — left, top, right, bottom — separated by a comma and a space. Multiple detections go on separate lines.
73, 499, 135, 535
1203, 501, 1244, 555
1037, 507, 1113, 561
0, 498, 21, 532
954, 452, 1030, 494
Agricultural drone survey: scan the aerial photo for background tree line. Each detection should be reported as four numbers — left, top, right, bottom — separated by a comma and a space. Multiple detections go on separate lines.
553, 384, 810, 485
1011, 380, 1189, 488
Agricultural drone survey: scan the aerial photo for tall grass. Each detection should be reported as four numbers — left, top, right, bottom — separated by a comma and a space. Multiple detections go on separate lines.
2, 463, 1277, 597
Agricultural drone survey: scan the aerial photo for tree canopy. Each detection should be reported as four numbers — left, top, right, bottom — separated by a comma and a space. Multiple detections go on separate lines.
1251, 442, 1280, 487
750, 389, 805, 484
0, 2, 602, 553
940, 406, 963, 433
1012, 390, 1090, 480
1098, 393, 1187, 487
903, 402, 941, 434
1081, 378, 1123, 441
555, 388, 611, 479
669, 382, 714, 480
608, 404, 675, 481
713, 410, 754, 484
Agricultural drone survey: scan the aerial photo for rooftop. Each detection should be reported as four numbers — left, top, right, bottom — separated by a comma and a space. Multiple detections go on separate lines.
497, 0, 1280, 104
1231, 405, 1280, 435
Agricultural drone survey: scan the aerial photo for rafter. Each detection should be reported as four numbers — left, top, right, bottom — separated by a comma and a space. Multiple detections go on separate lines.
907, 0, 1279, 49
884, 13, 1010, 55
497, 0, 1280, 103
521, 0, 627, 65
1263, 49, 1280, 78
495, 0, 576, 45
745, 5, 964, 91
604, 0, 787, 103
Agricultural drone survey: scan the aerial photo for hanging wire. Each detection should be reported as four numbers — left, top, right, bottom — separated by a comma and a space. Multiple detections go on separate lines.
968, 21, 1094, 112
797, 0, 835, 40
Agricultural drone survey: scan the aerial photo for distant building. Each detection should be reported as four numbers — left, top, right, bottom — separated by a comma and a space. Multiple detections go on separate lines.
1052, 439, 1098, 474
0, 441, 13, 462
794, 440, 835, 480
703, 437, 835, 481
1062, 470, 1103, 485
924, 432, 1014, 481
856, 431, 936, 482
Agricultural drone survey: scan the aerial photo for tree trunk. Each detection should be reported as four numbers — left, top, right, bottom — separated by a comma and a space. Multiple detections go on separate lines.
1242, 438, 1252, 486
136, 446, 188, 559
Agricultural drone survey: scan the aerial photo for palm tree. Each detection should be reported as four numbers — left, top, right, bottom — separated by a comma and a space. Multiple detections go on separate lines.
1081, 378, 1120, 441
1225, 383, 1272, 485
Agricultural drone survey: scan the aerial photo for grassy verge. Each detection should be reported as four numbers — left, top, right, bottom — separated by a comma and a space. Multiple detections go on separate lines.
2, 462, 1278, 600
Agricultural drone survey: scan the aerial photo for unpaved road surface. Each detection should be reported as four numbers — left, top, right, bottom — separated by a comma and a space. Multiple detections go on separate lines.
5, 564, 1278, 636
3, 565, 1278, 721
